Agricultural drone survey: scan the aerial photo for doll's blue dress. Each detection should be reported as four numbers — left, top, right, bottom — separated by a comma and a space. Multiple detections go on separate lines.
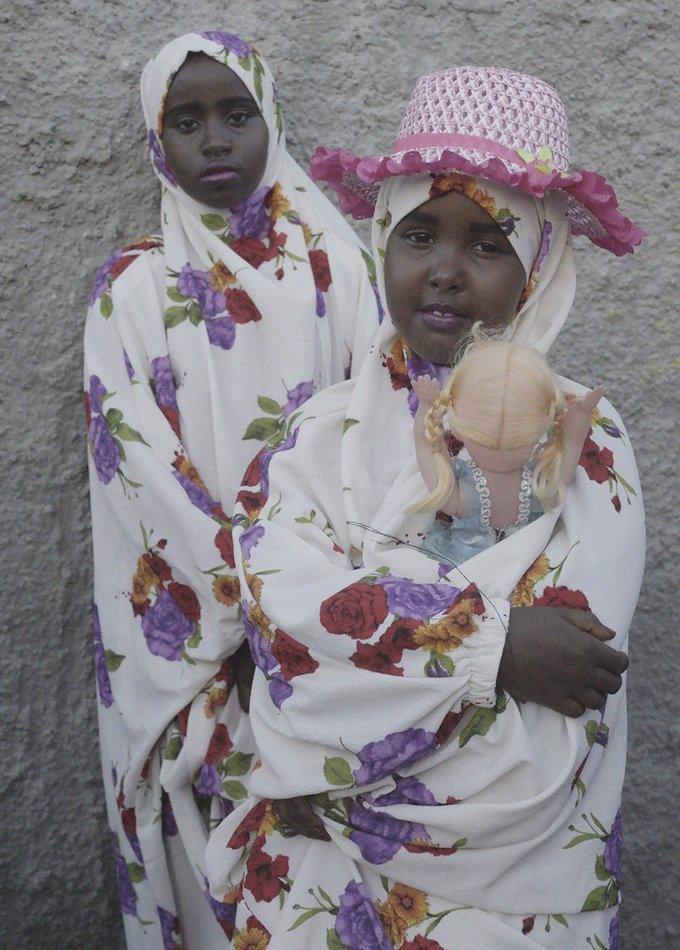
422, 454, 543, 567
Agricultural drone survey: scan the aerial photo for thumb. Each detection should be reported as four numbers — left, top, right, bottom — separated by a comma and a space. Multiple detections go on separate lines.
559, 608, 615, 641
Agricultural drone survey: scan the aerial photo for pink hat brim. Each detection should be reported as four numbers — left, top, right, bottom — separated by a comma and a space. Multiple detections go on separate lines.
310, 146, 646, 257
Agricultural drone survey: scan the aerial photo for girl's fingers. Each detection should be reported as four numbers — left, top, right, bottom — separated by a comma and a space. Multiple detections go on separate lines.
558, 608, 615, 640
601, 647, 629, 676
575, 688, 608, 711
561, 698, 586, 719
591, 669, 623, 696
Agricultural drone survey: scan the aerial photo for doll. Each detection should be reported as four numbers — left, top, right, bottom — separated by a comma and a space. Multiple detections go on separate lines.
412, 330, 605, 565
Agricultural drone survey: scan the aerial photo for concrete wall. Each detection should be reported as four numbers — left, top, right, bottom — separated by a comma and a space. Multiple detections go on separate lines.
2, 1, 677, 946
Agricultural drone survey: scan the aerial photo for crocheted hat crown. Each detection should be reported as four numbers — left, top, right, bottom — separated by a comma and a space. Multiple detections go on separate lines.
396, 67, 570, 171
310, 65, 645, 256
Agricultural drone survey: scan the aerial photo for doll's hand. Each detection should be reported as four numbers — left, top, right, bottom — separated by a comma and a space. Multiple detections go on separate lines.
566, 384, 606, 421
273, 796, 331, 841
498, 606, 628, 717
232, 641, 256, 713
411, 375, 441, 409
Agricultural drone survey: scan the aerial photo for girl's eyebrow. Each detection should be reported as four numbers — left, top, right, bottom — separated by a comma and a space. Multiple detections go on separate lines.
165, 96, 255, 115
401, 210, 439, 226
469, 221, 503, 235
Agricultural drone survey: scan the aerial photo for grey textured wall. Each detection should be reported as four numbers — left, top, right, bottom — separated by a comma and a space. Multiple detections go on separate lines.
1, 1, 677, 947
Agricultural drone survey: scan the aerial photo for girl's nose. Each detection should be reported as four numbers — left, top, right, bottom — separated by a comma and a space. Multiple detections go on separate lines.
428, 250, 463, 292
201, 121, 233, 157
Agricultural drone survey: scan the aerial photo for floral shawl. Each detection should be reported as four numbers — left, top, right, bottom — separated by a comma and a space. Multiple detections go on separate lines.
204, 173, 644, 948
86, 31, 380, 948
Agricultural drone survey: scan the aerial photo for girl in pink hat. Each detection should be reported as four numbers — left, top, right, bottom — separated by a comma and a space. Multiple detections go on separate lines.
205, 67, 644, 948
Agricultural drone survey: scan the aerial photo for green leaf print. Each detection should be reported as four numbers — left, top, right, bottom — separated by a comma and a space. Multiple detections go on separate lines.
164, 305, 189, 329
459, 690, 508, 748
201, 213, 228, 231
258, 395, 283, 415
166, 285, 188, 303
127, 862, 145, 883
163, 735, 182, 760
221, 751, 254, 777
100, 292, 113, 318
105, 408, 123, 431
342, 418, 359, 434
326, 928, 349, 949
105, 649, 125, 672
116, 423, 149, 446
581, 880, 619, 912
187, 299, 203, 326
595, 854, 610, 881
243, 416, 282, 442
186, 623, 202, 649
323, 756, 354, 786
221, 779, 248, 800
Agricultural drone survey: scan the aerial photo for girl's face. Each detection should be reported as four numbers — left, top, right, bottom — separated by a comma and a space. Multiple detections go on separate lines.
384, 189, 526, 363
161, 52, 269, 208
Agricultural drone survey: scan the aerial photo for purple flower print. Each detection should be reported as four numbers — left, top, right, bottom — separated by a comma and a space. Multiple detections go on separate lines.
89, 375, 107, 415
406, 355, 452, 389
90, 250, 122, 304
426, 656, 453, 678
110, 832, 137, 916
259, 426, 300, 497
315, 289, 326, 317
370, 774, 437, 807
172, 470, 216, 515
601, 421, 622, 439
269, 674, 294, 708
176, 264, 227, 318
353, 727, 437, 786
203, 879, 238, 931
335, 880, 393, 950
282, 380, 314, 418
92, 604, 113, 708
161, 794, 178, 837
151, 356, 178, 411
603, 808, 623, 882
89, 415, 121, 485
244, 613, 276, 674
534, 220, 553, 274
608, 910, 620, 950
240, 524, 265, 559
141, 589, 194, 661
148, 130, 177, 186
199, 31, 252, 59
123, 349, 135, 381
348, 802, 429, 866
157, 906, 180, 949
371, 282, 385, 323
227, 186, 271, 240
407, 387, 419, 417
377, 574, 460, 619
195, 763, 223, 797
205, 315, 236, 350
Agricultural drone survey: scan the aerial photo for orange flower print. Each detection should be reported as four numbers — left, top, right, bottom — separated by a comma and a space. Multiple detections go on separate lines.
266, 181, 291, 221
414, 597, 478, 652
210, 260, 237, 292
430, 173, 498, 219
173, 453, 211, 494
247, 601, 274, 640
245, 571, 264, 602
203, 682, 229, 718
212, 575, 241, 606
378, 883, 429, 944
511, 553, 551, 606
233, 922, 270, 950
131, 555, 159, 613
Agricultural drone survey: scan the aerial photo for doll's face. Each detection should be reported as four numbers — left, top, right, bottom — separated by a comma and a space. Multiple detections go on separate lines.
384, 189, 526, 363
161, 52, 269, 208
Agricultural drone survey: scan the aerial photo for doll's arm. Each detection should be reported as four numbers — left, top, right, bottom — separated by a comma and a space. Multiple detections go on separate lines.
412, 376, 459, 515
559, 385, 606, 488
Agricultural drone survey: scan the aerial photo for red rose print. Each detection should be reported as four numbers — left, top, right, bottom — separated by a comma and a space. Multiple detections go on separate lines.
401, 938, 445, 950
177, 703, 191, 737
435, 707, 466, 746
227, 801, 268, 850
309, 249, 332, 292
230, 237, 267, 268
237, 489, 266, 516
319, 582, 389, 639
226, 288, 262, 324
108, 253, 138, 282
349, 639, 403, 676
271, 629, 319, 680
452, 583, 485, 616
612, 494, 622, 512
533, 586, 590, 610
168, 581, 201, 623
242, 447, 266, 488
144, 552, 172, 582
83, 392, 92, 430
404, 840, 460, 857
443, 431, 464, 456
579, 436, 614, 484
215, 525, 236, 568
522, 916, 536, 934
121, 806, 137, 841
205, 723, 233, 765
160, 403, 181, 439
215, 659, 230, 682
381, 618, 420, 654
244, 836, 290, 902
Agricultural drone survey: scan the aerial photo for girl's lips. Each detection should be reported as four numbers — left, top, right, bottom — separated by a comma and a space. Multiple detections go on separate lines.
201, 169, 237, 182
416, 309, 472, 333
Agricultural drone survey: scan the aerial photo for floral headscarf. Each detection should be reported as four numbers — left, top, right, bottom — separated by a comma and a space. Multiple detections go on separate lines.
372, 171, 576, 354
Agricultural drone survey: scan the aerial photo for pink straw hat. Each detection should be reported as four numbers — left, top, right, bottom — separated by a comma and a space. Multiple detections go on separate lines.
310, 66, 645, 256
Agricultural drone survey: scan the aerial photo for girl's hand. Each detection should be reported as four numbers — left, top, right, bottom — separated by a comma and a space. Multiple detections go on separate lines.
273, 796, 331, 841
498, 606, 628, 717
232, 641, 256, 713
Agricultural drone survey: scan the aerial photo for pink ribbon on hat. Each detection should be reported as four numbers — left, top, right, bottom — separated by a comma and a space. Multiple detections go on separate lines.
392, 132, 550, 169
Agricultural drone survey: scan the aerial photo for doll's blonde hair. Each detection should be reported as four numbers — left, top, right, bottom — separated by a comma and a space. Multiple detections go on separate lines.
414, 327, 566, 513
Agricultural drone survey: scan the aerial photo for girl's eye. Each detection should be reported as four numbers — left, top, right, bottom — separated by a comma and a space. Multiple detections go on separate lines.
473, 240, 503, 255
175, 117, 200, 133
227, 111, 251, 127
403, 230, 435, 247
